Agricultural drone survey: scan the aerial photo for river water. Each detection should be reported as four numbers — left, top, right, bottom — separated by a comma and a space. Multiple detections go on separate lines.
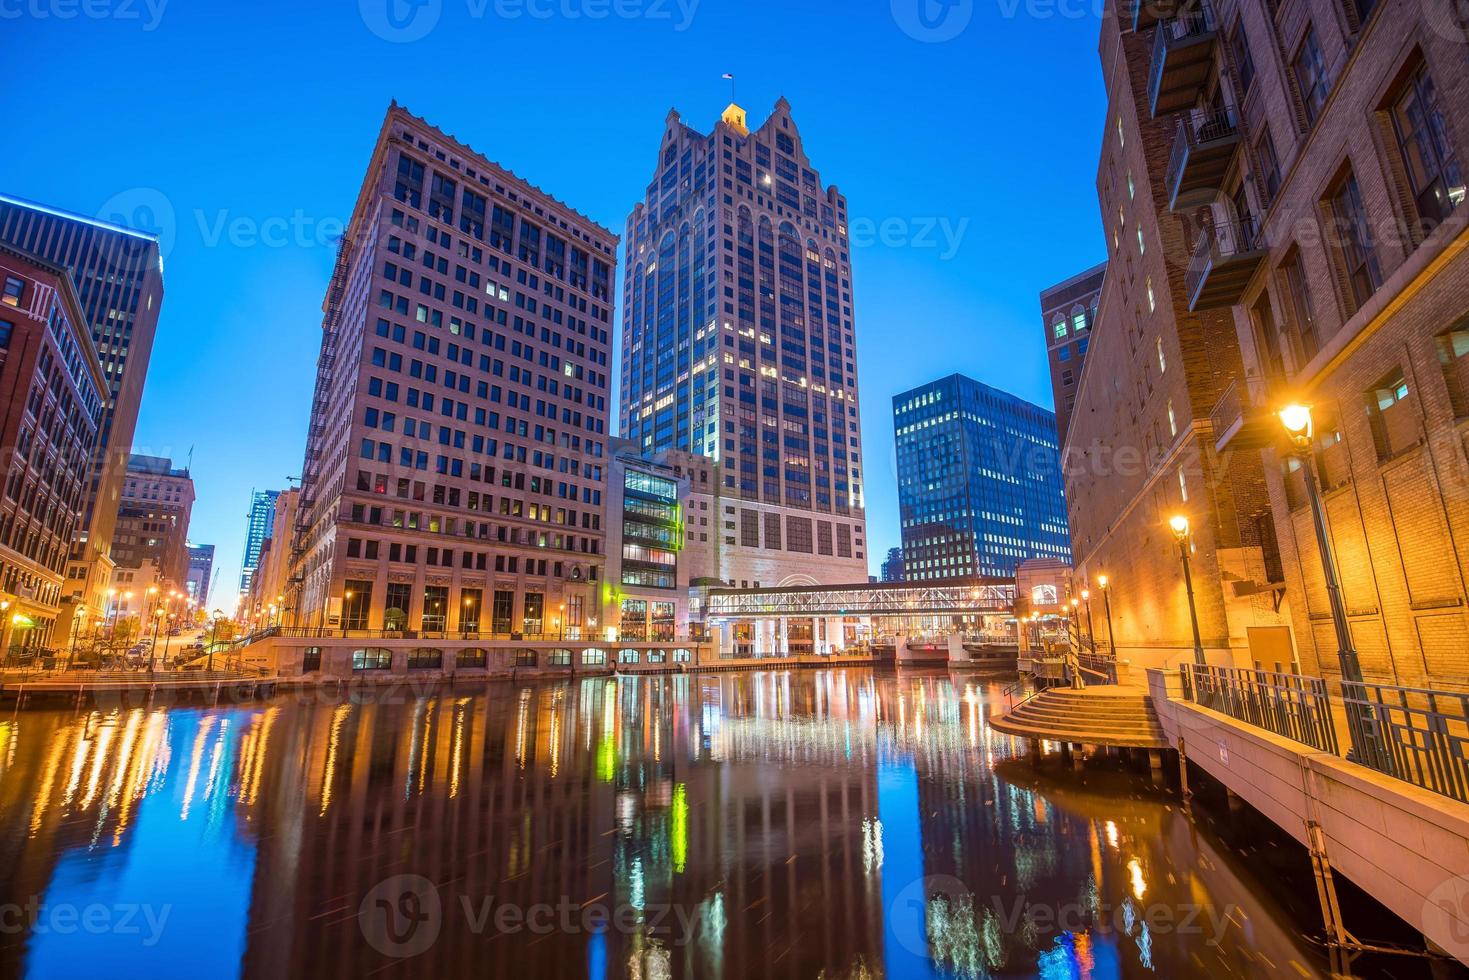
0, 669, 1331, 978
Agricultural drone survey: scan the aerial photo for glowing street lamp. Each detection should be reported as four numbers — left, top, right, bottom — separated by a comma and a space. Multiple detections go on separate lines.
1170, 515, 1206, 665
1279, 403, 1387, 767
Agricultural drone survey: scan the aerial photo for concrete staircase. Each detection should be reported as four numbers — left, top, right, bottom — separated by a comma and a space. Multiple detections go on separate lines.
990, 687, 1169, 749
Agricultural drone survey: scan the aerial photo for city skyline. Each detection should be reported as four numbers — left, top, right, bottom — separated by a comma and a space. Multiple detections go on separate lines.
0, 2, 1108, 590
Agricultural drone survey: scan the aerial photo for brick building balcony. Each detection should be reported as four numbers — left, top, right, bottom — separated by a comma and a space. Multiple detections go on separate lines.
1210, 375, 1276, 453
1186, 217, 1267, 310
1148, 1, 1218, 117
1167, 107, 1241, 210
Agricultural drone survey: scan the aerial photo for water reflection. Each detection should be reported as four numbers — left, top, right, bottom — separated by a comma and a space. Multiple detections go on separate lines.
0, 671, 1327, 978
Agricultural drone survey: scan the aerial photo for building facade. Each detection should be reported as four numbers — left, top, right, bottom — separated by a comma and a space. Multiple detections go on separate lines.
238, 488, 279, 601
880, 546, 905, 582
290, 104, 616, 643
244, 488, 298, 627
186, 542, 214, 609
603, 439, 718, 643
0, 245, 106, 654
0, 195, 164, 625
895, 374, 1071, 581
111, 454, 194, 589
1040, 262, 1106, 445
620, 99, 868, 588
1137, 0, 1469, 686
1061, 2, 1292, 671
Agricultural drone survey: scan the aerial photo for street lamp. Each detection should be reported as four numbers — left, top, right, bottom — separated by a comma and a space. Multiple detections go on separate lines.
1170, 515, 1206, 665
1097, 574, 1117, 658
1080, 588, 1095, 651
1280, 403, 1387, 767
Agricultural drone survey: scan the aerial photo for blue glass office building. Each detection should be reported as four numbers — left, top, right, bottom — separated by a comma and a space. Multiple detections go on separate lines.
893, 374, 1070, 580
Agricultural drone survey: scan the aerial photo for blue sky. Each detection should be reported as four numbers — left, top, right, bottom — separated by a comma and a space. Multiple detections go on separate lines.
2, 0, 1106, 602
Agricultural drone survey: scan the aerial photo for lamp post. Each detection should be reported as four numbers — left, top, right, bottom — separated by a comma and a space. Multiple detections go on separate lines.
1097, 574, 1117, 658
463, 594, 476, 637
1280, 404, 1387, 767
1170, 515, 1206, 665
68, 606, 86, 669
148, 604, 165, 672
1081, 588, 1095, 650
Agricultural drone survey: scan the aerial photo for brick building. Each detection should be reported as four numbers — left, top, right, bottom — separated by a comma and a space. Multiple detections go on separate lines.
110, 453, 194, 590
1060, 3, 1294, 671
1040, 261, 1106, 445
0, 245, 106, 654
289, 104, 616, 664
1153, 0, 1469, 686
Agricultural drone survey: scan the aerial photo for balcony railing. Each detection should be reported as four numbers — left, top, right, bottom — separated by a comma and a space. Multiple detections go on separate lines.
1187, 216, 1267, 310
1208, 375, 1275, 453
1181, 663, 1339, 753
1148, 1, 1218, 116
1166, 107, 1241, 210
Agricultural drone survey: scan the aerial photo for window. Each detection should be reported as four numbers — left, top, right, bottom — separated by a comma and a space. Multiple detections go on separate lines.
1327, 171, 1382, 313
1278, 251, 1320, 363
342, 580, 372, 630
1178, 468, 1189, 501
421, 585, 448, 631
523, 592, 544, 634
1295, 29, 1331, 126
582, 648, 607, 666
492, 590, 513, 633
0, 320, 12, 349
1146, 278, 1156, 312
1167, 400, 1178, 436
1156, 337, 1167, 373
1230, 23, 1255, 97
1, 277, 23, 307
407, 648, 443, 670
301, 647, 322, 673
1389, 63, 1464, 229
1255, 128, 1282, 205
1052, 317, 1067, 339
1367, 368, 1417, 457
457, 648, 488, 669
351, 648, 392, 671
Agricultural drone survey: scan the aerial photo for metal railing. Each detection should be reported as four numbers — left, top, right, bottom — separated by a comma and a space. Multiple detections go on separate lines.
1342, 682, 1469, 803
1181, 663, 1339, 753
1148, 0, 1216, 108
1166, 106, 1238, 201
1186, 216, 1262, 302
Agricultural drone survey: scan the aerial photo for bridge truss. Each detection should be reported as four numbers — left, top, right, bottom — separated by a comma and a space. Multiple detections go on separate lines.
705, 580, 1016, 619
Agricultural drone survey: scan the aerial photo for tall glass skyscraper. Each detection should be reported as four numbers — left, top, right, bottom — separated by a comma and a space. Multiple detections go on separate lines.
621, 99, 867, 586
893, 374, 1070, 580
239, 489, 279, 598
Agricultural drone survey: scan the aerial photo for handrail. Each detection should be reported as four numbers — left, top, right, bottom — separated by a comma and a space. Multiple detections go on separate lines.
1181, 662, 1339, 753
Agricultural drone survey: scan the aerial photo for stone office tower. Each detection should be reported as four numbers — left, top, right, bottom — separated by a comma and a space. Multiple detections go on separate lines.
622, 100, 868, 587
291, 105, 616, 641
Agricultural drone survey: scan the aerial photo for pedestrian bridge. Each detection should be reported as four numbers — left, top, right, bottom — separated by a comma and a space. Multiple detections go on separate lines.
704, 578, 1015, 619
